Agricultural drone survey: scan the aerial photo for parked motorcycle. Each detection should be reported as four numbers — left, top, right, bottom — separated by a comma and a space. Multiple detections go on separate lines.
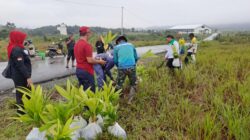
46, 41, 66, 58
24, 40, 36, 57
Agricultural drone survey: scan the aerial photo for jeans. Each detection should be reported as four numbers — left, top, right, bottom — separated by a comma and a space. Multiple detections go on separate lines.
94, 64, 114, 89
116, 67, 136, 91
76, 68, 95, 92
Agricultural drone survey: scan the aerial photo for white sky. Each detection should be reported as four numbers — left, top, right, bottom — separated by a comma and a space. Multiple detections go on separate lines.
0, 0, 249, 28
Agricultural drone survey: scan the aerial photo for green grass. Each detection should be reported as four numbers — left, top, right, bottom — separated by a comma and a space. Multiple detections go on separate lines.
0, 40, 250, 139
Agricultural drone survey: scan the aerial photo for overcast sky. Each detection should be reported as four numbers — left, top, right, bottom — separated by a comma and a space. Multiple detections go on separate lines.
0, 0, 249, 28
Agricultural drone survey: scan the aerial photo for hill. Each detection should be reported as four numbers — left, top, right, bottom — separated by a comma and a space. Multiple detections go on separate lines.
211, 23, 250, 31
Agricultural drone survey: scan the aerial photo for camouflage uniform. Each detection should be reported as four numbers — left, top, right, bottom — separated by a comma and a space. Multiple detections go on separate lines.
116, 67, 136, 91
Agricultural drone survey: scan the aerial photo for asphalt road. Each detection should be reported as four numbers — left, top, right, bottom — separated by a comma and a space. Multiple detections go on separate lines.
204, 33, 219, 41
0, 45, 167, 92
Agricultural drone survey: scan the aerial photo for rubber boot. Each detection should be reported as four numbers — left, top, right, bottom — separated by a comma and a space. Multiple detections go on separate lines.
128, 86, 136, 104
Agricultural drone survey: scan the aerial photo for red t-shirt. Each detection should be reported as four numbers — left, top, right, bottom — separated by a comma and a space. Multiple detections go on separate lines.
74, 39, 94, 75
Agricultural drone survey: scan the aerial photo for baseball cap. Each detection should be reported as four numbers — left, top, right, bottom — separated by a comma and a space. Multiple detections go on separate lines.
79, 26, 90, 34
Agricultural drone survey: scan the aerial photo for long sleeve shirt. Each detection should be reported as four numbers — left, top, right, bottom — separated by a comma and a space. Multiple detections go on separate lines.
113, 42, 138, 69
10, 47, 32, 79
165, 40, 180, 59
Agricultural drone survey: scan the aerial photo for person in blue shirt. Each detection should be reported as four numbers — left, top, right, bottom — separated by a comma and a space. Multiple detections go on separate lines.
113, 35, 138, 99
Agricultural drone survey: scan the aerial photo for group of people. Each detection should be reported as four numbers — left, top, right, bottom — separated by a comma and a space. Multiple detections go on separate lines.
64, 27, 138, 95
164, 33, 198, 70
4, 27, 198, 114
73, 27, 138, 96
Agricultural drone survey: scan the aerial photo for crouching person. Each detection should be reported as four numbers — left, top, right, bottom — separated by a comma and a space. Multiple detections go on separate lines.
94, 52, 115, 89
113, 35, 138, 103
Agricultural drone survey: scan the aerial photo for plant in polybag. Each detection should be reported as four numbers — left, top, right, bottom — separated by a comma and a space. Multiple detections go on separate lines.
13, 85, 49, 140
82, 97, 104, 140
55, 80, 90, 139
70, 116, 87, 140
100, 82, 120, 125
84, 88, 104, 126
40, 102, 79, 139
101, 82, 121, 105
104, 104, 127, 139
108, 122, 127, 140
13, 85, 49, 127
83, 97, 103, 123
100, 83, 127, 139
103, 104, 118, 126
26, 128, 47, 140
55, 80, 88, 116
41, 102, 75, 126
45, 116, 78, 140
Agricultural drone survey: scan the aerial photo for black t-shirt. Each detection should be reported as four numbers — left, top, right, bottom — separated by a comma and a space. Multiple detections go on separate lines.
66, 39, 75, 50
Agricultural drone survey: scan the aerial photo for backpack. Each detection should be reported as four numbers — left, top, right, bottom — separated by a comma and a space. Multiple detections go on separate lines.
2, 61, 12, 79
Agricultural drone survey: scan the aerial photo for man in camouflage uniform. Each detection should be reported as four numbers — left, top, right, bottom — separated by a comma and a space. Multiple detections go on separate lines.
113, 35, 138, 103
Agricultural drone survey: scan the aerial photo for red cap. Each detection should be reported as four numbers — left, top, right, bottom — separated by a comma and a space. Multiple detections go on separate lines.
79, 26, 90, 34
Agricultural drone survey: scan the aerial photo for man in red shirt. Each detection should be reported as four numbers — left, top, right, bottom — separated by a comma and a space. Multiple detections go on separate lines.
74, 26, 106, 92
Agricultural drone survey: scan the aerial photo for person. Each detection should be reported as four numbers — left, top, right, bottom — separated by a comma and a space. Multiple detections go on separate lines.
114, 35, 138, 102
185, 33, 198, 64
177, 35, 186, 68
74, 26, 106, 92
65, 34, 75, 68
7, 30, 33, 114
165, 35, 181, 69
95, 37, 105, 54
178, 37, 186, 56
24, 40, 36, 57
94, 51, 115, 89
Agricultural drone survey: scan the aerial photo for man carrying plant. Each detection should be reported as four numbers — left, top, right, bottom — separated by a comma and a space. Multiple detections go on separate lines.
74, 26, 106, 92
165, 35, 181, 69
114, 35, 138, 103
185, 33, 198, 64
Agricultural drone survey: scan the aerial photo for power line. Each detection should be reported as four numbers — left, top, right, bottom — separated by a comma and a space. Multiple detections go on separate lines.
53, 0, 158, 30
124, 8, 158, 27
54, 0, 120, 8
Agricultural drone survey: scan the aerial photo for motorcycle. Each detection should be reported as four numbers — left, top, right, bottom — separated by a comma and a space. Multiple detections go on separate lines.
46, 42, 66, 58
24, 40, 36, 57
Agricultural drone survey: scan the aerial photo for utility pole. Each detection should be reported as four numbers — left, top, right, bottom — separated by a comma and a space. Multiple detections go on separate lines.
121, 6, 124, 35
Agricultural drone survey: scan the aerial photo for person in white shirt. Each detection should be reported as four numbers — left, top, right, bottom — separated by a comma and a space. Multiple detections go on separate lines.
165, 35, 181, 69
